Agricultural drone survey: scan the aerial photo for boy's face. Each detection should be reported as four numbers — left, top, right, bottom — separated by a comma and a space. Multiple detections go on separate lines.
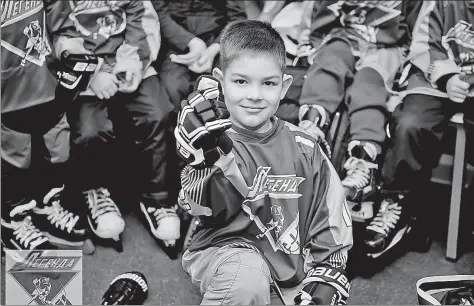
213, 53, 292, 132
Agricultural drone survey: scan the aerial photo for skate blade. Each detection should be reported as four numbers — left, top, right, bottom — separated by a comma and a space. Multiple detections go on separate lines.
45, 234, 96, 255
367, 226, 409, 258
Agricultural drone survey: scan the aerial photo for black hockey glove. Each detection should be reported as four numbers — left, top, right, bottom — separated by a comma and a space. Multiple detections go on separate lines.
294, 266, 350, 305
54, 51, 99, 100
175, 75, 233, 169
101, 272, 148, 305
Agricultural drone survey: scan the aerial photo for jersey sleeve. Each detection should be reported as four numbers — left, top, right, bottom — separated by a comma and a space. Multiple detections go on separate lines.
114, 0, 160, 77
408, 1, 460, 85
303, 149, 353, 269
180, 153, 249, 227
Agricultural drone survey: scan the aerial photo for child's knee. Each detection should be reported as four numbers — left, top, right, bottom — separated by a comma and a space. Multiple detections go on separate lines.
205, 250, 272, 305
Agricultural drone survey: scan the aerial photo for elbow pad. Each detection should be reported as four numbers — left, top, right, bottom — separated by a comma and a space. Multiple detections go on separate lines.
294, 266, 350, 305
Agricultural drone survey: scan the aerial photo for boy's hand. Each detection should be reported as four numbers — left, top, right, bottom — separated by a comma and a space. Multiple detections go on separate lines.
175, 75, 233, 168
188, 44, 220, 74
447, 73, 470, 103
170, 37, 207, 66
116, 70, 141, 93
89, 72, 120, 100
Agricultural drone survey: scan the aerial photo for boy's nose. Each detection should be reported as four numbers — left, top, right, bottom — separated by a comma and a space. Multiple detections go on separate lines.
246, 85, 262, 102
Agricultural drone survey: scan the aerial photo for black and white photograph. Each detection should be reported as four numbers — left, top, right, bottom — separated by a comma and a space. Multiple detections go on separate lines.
1, 0, 473, 305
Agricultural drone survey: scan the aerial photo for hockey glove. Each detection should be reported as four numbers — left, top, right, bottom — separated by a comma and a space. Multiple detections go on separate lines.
294, 266, 350, 305
54, 51, 99, 100
101, 272, 148, 305
175, 75, 233, 169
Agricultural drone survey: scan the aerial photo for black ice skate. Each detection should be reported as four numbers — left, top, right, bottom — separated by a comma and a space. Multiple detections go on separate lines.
84, 188, 125, 252
364, 194, 410, 258
32, 186, 95, 254
1, 199, 57, 251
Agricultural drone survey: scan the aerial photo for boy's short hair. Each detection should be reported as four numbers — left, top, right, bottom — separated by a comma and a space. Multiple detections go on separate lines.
219, 20, 286, 71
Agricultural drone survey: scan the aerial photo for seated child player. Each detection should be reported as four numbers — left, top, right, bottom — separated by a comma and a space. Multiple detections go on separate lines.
175, 20, 353, 305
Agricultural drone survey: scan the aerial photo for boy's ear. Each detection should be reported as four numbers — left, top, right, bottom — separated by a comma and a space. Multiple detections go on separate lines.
280, 73, 293, 100
212, 68, 224, 85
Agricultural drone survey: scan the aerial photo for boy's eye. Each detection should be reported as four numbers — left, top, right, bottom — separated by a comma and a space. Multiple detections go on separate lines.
234, 79, 247, 85
263, 81, 277, 86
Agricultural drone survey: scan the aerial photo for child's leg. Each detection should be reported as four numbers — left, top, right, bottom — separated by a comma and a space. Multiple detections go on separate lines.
111, 76, 178, 245
365, 93, 455, 255
341, 66, 388, 201
67, 96, 124, 240
159, 49, 194, 109
299, 39, 356, 116
182, 247, 272, 305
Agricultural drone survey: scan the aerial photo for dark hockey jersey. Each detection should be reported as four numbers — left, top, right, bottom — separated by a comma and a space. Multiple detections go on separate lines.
308, 0, 421, 51
1, 0, 57, 113
405, 1, 474, 98
47, 0, 160, 96
180, 118, 353, 287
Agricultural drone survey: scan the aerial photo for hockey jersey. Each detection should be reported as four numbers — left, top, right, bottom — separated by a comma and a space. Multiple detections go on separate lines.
308, 0, 421, 51
405, 1, 474, 98
1, 0, 57, 113
180, 118, 353, 287
47, 0, 160, 94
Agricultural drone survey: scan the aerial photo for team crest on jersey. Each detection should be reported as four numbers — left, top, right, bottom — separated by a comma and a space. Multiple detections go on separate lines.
1, 1, 51, 66
242, 167, 304, 255
68, 1, 127, 39
327, 0, 402, 43
443, 21, 474, 76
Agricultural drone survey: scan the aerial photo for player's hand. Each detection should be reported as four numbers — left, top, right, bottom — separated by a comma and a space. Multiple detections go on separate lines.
89, 72, 120, 100
188, 44, 220, 74
447, 73, 470, 103
175, 75, 233, 168
115, 70, 141, 93
170, 37, 207, 66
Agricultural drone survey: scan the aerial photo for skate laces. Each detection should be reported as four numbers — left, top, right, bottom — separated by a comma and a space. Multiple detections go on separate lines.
147, 205, 178, 225
13, 216, 49, 249
367, 199, 402, 235
342, 156, 377, 189
85, 188, 121, 220
46, 202, 79, 233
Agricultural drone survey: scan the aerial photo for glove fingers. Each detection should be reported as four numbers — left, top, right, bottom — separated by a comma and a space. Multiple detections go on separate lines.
216, 133, 233, 155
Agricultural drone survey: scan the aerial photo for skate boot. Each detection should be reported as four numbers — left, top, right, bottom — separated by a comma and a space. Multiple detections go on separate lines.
365, 194, 410, 258
1, 199, 57, 251
32, 186, 95, 254
140, 203, 180, 255
342, 141, 378, 201
84, 188, 125, 251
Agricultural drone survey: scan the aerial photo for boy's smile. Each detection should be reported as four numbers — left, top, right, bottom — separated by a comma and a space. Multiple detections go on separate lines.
214, 53, 292, 133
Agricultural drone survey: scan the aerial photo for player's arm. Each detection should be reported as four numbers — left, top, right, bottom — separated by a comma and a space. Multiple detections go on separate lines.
408, 1, 460, 89
295, 150, 353, 305
176, 76, 248, 227
151, 0, 195, 52
114, 0, 160, 81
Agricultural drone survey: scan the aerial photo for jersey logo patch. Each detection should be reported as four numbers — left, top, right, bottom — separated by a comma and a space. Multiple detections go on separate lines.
327, 0, 402, 43
242, 166, 305, 255
1, 1, 51, 67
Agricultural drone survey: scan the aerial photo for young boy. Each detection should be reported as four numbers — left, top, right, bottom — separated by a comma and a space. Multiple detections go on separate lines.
175, 20, 353, 305
297, 1, 421, 202
366, 0, 474, 256
1, 0, 93, 252
47, 0, 180, 247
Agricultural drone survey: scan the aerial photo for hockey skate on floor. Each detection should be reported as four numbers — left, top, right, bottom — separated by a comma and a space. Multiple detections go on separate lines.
33, 186, 95, 254
348, 200, 374, 223
140, 203, 181, 259
364, 194, 410, 258
84, 188, 125, 252
1, 200, 58, 252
